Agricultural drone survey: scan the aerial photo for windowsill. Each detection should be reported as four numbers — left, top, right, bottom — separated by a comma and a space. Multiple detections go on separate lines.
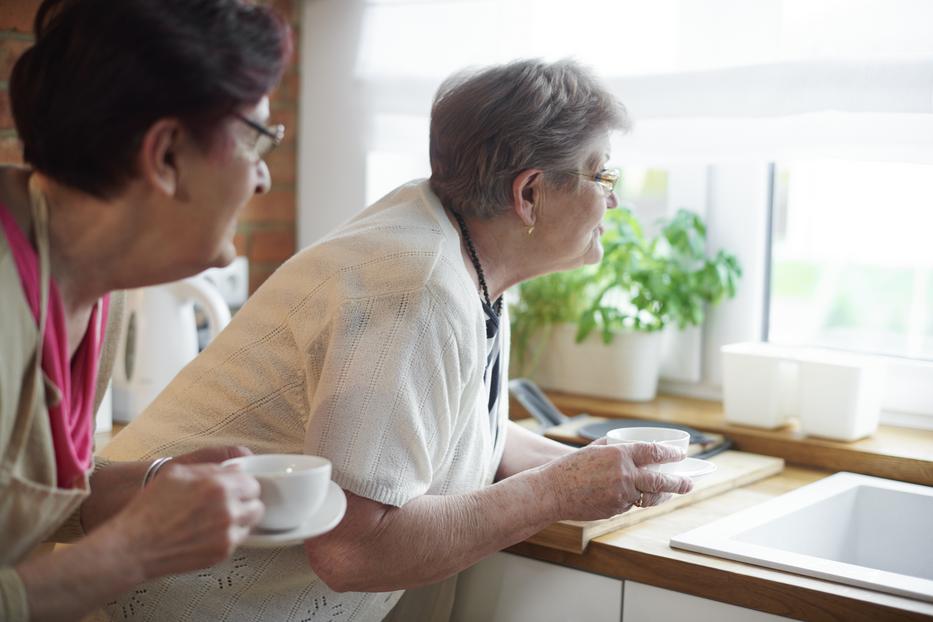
512, 391, 933, 486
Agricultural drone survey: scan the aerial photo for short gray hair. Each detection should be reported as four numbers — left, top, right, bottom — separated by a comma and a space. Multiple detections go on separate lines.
429, 59, 631, 219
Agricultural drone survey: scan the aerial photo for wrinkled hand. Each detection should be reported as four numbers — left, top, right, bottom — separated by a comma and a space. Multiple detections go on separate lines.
110, 461, 264, 580
543, 441, 693, 522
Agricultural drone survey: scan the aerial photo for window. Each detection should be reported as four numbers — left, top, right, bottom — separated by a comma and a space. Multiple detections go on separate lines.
764, 160, 933, 426
769, 160, 933, 362
298, 0, 933, 424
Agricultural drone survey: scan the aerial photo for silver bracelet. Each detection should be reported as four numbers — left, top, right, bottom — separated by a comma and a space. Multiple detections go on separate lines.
141, 456, 174, 489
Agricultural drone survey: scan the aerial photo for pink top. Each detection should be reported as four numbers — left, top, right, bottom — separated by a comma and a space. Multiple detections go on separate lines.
0, 200, 109, 489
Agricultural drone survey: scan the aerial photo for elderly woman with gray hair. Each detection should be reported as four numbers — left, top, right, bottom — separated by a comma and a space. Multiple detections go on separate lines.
97, 59, 693, 621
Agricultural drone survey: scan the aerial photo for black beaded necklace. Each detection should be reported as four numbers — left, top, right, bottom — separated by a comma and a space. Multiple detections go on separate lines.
452, 211, 503, 317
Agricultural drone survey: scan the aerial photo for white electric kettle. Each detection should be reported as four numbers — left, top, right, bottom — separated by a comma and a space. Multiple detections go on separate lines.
112, 275, 231, 422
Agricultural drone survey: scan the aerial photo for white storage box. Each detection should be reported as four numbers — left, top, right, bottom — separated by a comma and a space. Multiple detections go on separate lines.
721, 342, 887, 441
721, 342, 800, 429
797, 351, 885, 441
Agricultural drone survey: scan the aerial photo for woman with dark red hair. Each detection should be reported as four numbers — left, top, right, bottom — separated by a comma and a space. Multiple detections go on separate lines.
0, 1, 291, 619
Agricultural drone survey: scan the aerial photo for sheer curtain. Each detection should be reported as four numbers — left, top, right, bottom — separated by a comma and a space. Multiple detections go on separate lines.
299, 0, 933, 244
297, 0, 933, 414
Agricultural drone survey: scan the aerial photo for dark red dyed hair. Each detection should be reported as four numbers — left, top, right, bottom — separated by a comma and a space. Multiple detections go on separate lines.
10, 0, 293, 197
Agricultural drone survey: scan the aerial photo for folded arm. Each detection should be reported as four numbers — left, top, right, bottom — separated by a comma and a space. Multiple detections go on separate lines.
305, 442, 692, 593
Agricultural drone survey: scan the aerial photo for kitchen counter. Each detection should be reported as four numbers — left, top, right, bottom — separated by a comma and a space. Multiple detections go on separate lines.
509, 465, 933, 621
102, 406, 932, 618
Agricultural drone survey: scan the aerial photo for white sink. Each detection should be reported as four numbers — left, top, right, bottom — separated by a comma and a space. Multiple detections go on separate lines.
670, 472, 933, 602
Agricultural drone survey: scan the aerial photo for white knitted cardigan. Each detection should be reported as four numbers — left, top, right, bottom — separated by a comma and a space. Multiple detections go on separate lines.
96, 180, 509, 622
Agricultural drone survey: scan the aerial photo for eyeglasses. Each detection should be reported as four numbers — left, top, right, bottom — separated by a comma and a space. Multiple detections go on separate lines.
234, 113, 285, 161
571, 167, 621, 194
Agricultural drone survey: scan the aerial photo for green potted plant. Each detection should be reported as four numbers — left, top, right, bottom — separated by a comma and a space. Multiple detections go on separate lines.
510, 206, 741, 401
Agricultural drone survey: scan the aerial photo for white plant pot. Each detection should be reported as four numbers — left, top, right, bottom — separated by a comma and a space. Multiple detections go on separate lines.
531, 324, 663, 402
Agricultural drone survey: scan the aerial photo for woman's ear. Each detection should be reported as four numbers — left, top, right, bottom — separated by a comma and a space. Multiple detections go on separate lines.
138, 119, 181, 197
511, 168, 543, 227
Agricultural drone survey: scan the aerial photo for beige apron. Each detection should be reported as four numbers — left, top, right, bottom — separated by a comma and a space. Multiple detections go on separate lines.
0, 176, 90, 565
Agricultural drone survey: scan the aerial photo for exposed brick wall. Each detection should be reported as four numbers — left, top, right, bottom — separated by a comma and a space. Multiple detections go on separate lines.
240, 0, 300, 292
0, 0, 300, 294
0, 0, 36, 164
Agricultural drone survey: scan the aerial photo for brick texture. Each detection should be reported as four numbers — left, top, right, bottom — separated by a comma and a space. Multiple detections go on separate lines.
248, 226, 296, 264
0, 134, 23, 164
0, 93, 12, 129
1, 36, 33, 82
0, 5, 34, 169
0, 0, 301, 294
240, 186, 297, 224
1, 0, 42, 34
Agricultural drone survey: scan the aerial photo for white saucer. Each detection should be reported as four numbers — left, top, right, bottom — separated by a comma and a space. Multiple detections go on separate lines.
651, 457, 717, 479
241, 481, 347, 549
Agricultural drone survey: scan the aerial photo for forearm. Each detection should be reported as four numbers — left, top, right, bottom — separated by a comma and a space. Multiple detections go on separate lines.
16, 525, 144, 622
309, 465, 561, 593
495, 421, 574, 480
81, 445, 255, 532
18, 454, 263, 621
310, 440, 694, 593
80, 460, 150, 532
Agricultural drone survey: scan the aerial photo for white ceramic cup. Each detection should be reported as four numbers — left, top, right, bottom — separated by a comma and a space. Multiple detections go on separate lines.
606, 427, 689, 472
223, 454, 332, 531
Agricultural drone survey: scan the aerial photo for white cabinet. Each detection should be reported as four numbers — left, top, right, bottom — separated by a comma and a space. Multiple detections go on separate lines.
451, 555, 800, 621
450, 552, 622, 622
623, 581, 797, 622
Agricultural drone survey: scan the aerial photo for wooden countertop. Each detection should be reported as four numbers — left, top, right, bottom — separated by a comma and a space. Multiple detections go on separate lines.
510, 465, 933, 621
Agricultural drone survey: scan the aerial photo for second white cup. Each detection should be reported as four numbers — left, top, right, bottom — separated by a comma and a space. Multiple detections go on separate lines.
223, 454, 332, 532
606, 427, 690, 472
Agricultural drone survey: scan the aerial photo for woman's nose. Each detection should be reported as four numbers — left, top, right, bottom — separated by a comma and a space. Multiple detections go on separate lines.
254, 159, 271, 195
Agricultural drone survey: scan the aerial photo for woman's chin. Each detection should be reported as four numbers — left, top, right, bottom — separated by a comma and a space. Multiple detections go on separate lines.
582, 237, 604, 265
206, 241, 238, 270
544, 236, 603, 273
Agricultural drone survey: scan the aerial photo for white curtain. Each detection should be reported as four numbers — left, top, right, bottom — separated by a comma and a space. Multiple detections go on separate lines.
299, 0, 933, 239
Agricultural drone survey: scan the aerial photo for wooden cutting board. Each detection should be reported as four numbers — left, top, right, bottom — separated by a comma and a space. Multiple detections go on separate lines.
525, 450, 785, 554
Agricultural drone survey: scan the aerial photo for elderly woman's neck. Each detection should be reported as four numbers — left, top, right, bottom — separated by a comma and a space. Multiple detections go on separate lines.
450, 211, 540, 302
0, 168, 124, 355
33, 174, 134, 311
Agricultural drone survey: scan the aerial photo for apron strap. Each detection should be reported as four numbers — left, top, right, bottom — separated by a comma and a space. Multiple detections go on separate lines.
29, 174, 52, 339
92, 290, 123, 416
4, 175, 55, 464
